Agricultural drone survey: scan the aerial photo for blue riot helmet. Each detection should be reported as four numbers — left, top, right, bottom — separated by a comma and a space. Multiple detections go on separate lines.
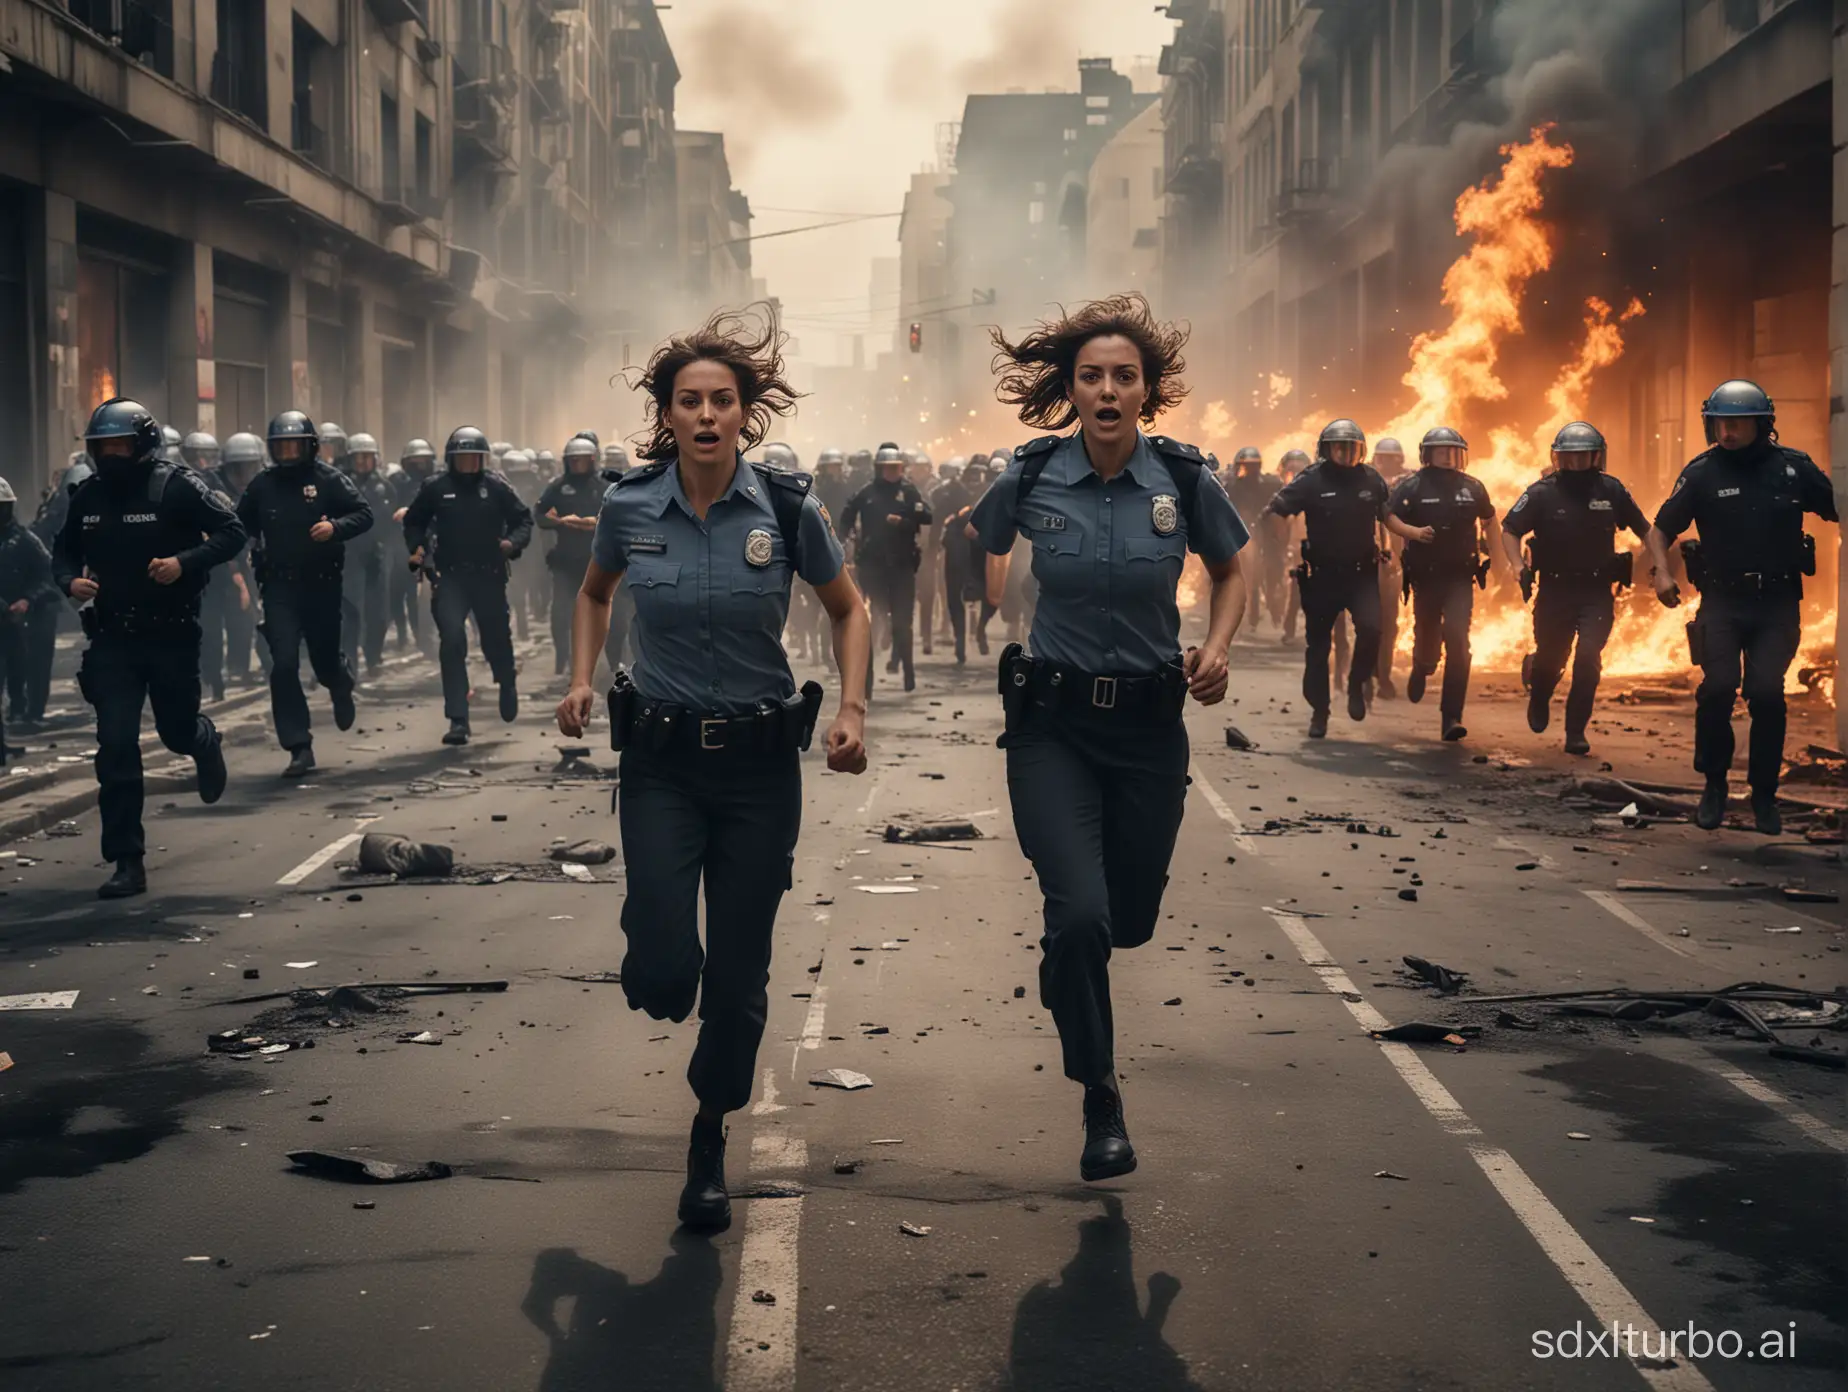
1699, 379, 1774, 447
84, 398, 164, 476
266, 411, 319, 466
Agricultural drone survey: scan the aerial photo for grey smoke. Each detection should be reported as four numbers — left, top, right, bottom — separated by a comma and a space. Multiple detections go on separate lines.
678, 2, 848, 169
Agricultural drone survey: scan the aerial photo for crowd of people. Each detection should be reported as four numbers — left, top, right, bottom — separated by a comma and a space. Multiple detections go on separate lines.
0, 289, 1834, 1228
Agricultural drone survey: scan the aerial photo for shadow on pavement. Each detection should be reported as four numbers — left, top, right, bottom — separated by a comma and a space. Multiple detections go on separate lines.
520, 1234, 722, 1392
1006, 1195, 1203, 1391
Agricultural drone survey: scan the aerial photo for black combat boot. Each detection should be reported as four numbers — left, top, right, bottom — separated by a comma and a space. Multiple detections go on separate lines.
498, 679, 519, 722
1563, 731, 1591, 756
1307, 709, 1329, 739
678, 1114, 732, 1232
283, 745, 316, 779
1750, 790, 1782, 836
332, 687, 357, 731
1080, 1082, 1136, 1182
1346, 684, 1368, 722
98, 856, 147, 900
443, 720, 470, 747
1695, 778, 1727, 831
195, 731, 228, 804
1441, 716, 1467, 742
1406, 667, 1427, 704
1527, 690, 1549, 733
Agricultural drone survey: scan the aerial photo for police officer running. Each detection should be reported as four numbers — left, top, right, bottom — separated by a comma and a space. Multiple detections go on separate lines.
0, 474, 58, 760
402, 427, 533, 746
182, 431, 250, 702
388, 439, 438, 654
503, 447, 547, 640
1371, 437, 1409, 697
974, 294, 1249, 1182
1227, 447, 1283, 633
338, 434, 393, 678
1389, 427, 1497, 740
1645, 381, 1838, 833
1501, 422, 1648, 757
54, 399, 245, 897
929, 457, 978, 663
1266, 421, 1429, 738
555, 308, 871, 1233
236, 411, 373, 778
536, 435, 604, 676
840, 443, 932, 692
214, 433, 266, 686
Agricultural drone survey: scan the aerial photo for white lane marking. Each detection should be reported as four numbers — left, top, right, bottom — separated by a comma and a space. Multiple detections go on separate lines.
1688, 1051, 1848, 1154
1190, 774, 1255, 852
723, 1132, 807, 1392
277, 816, 379, 886
751, 1068, 786, 1117
1494, 836, 1557, 870
1583, 890, 1702, 960
1260, 909, 1714, 1392
857, 777, 882, 818
790, 985, 828, 1078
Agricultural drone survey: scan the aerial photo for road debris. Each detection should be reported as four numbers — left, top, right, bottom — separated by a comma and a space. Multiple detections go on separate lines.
1397, 889, 1418, 902
883, 821, 983, 844
899, 1222, 932, 1237
809, 1068, 874, 1090
559, 863, 596, 882
208, 1030, 316, 1057
0, 991, 80, 1010
1401, 956, 1467, 994
1781, 887, 1839, 905
397, 1031, 442, 1045
1768, 1045, 1846, 1071
833, 1158, 864, 1174
1495, 1011, 1539, 1031
1223, 725, 1257, 751
287, 1151, 453, 1184
1567, 1133, 1591, 1141
549, 840, 617, 865
285, 962, 319, 970
0, 1052, 13, 1072
225, 980, 507, 1006
356, 832, 455, 878
856, 884, 920, 895
1765, 926, 1803, 935
561, 972, 622, 984
1370, 1022, 1479, 1046
1374, 1170, 1410, 1181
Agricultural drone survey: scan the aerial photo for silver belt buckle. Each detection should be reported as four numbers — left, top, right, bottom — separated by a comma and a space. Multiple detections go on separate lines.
699, 718, 725, 750
1092, 676, 1117, 710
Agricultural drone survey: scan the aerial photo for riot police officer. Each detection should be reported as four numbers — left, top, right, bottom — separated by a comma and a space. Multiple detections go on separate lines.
403, 427, 533, 746
236, 411, 373, 777
600, 441, 630, 480
1389, 427, 1497, 740
555, 311, 870, 1232
974, 295, 1249, 1183
53, 399, 245, 896
1266, 421, 1428, 738
593, 441, 638, 671
1501, 422, 1648, 758
317, 422, 347, 471
214, 433, 266, 687
929, 457, 978, 663
0, 475, 58, 756
1227, 447, 1283, 632
536, 435, 604, 675
503, 447, 547, 640
340, 433, 394, 676
1372, 437, 1409, 697
160, 424, 183, 466
181, 432, 249, 701
840, 443, 932, 692
1646, 381, 1838, 833
389, 439, 438, 653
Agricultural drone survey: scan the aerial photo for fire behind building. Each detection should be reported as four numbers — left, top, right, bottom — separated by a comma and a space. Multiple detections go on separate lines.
0, 0, 750, 500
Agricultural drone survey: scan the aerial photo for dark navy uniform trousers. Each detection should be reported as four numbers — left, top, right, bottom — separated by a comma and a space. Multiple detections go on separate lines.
1694, 592, 1803, 792
616, 744, 802, 1114
259, 577, 352, 752
1005, 705, 1189, 1086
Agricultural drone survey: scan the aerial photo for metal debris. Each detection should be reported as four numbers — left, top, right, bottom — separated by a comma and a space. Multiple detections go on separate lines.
1402, 956, 1467, 994
286, 1151, 453, 1184
883, 821, 983, 844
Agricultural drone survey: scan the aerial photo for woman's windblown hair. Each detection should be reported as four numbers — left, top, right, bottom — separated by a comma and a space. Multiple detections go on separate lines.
635, 304, 802, 461
989, 293, 1189, 431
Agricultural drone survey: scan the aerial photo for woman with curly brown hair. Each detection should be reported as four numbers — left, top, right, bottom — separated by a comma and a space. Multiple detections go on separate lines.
970, 293, 1250, 1182
556, 307, 871, 1233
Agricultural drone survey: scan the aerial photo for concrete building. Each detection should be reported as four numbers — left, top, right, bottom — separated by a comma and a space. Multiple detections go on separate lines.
0, 0, 685, 498
1161, 0, 1844, 739
674, 130, 752, 312
1084, 99, 1164, 299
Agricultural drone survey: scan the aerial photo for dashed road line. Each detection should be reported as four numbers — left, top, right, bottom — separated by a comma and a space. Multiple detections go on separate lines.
1583, 889, 1703, 960
1192, 768, 1713, 1391
276, 816, 379, 886
723, 1129, 807, 1392
1190, 774, 1255, 852
791, 985, 828, 1078
1676, 1047, 1848, 1154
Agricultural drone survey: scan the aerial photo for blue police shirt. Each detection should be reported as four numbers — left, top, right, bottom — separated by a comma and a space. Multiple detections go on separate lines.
969, 432, 1249, 674
591, 455, 844, 713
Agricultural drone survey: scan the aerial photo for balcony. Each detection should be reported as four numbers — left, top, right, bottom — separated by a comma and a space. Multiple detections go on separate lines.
210, 53, 266, 127
68, 0, 185, 81
1273, 158, 1345, 226
454, 43, 515, 166
379, 183, 446, 227
1165, 144, 1223, 201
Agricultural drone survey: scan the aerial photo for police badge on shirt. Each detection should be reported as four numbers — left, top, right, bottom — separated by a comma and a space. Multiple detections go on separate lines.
744, 528, 775, 568
1151, 494, 1179, 536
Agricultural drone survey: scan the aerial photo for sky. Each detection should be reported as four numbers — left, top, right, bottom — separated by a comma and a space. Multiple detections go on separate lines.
659, 0, 1172, 368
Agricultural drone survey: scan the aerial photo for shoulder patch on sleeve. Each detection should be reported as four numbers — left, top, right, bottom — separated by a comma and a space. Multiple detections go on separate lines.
751, 462, 813, 496
615, 461, 671, 490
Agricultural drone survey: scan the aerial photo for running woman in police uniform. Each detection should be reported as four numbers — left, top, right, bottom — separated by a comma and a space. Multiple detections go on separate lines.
556, 309, 872, 1233
972, 294, 1250, 1182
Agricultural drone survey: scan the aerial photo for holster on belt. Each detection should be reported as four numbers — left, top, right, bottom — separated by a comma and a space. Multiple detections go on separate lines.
607, 668, 638, 752
1603, 552, 1633, 589
998, 641, 1031, 733
795, 681, 824, 751
1685, 614, 1706, 667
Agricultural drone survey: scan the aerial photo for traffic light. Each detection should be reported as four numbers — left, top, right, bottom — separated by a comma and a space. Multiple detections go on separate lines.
908, 322, 922, 353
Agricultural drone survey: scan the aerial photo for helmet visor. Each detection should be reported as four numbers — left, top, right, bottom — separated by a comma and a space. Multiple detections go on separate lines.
1324, 440, 1363, 467
1424, 444, 1467, 470
1551, 448, 1604, 472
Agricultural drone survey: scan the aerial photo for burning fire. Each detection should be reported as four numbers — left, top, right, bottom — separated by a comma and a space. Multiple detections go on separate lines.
1267, 373, 1294, 409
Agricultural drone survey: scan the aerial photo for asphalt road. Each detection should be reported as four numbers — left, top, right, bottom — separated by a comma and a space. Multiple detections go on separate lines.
0, 621, 1842, 1392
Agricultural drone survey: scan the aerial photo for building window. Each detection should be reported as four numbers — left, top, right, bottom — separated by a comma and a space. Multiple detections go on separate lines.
381, 94, 402, 200
212, 0, 268, 127
415, 115, 434, 199
1086, 95, 1111, 109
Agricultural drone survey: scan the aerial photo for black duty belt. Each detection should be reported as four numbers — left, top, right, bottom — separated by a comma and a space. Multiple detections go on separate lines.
609, 672, 824, 756
1703, 570, 1801, 597
86, 609, 199, 637
1000, 644, 1185, 725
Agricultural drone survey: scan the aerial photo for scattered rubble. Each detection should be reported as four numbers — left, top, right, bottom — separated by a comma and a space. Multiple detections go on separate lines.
883, 822, 983, 844
809, 1068, 874, 1091
1401, 956, 1467, 995
286, 1151, 453, 1184
1370, 1023, 1479, 1046
356, 833, 456, 879
0, 991, 79, 1011
549, 840, 617, 865
1224, 725, 1257, 751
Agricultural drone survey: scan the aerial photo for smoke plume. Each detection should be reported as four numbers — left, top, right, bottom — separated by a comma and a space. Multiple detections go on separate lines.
676, 2, 848, 170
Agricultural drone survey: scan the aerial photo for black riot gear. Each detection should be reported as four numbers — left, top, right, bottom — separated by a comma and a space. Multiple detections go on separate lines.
446, 426, 492, 466
1418, 426, 1468, 469
85, 398, 165, 478
1317, 419, 1367, 469
266, 411, 320, 465
1550, 421, 1606, 471
181, 431, 220, 470
1699, 379, 1774, 444
562, 436, 598, 472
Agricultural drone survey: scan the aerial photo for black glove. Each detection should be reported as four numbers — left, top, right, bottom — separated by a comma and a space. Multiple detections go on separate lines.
1519, 565, 1535, 604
